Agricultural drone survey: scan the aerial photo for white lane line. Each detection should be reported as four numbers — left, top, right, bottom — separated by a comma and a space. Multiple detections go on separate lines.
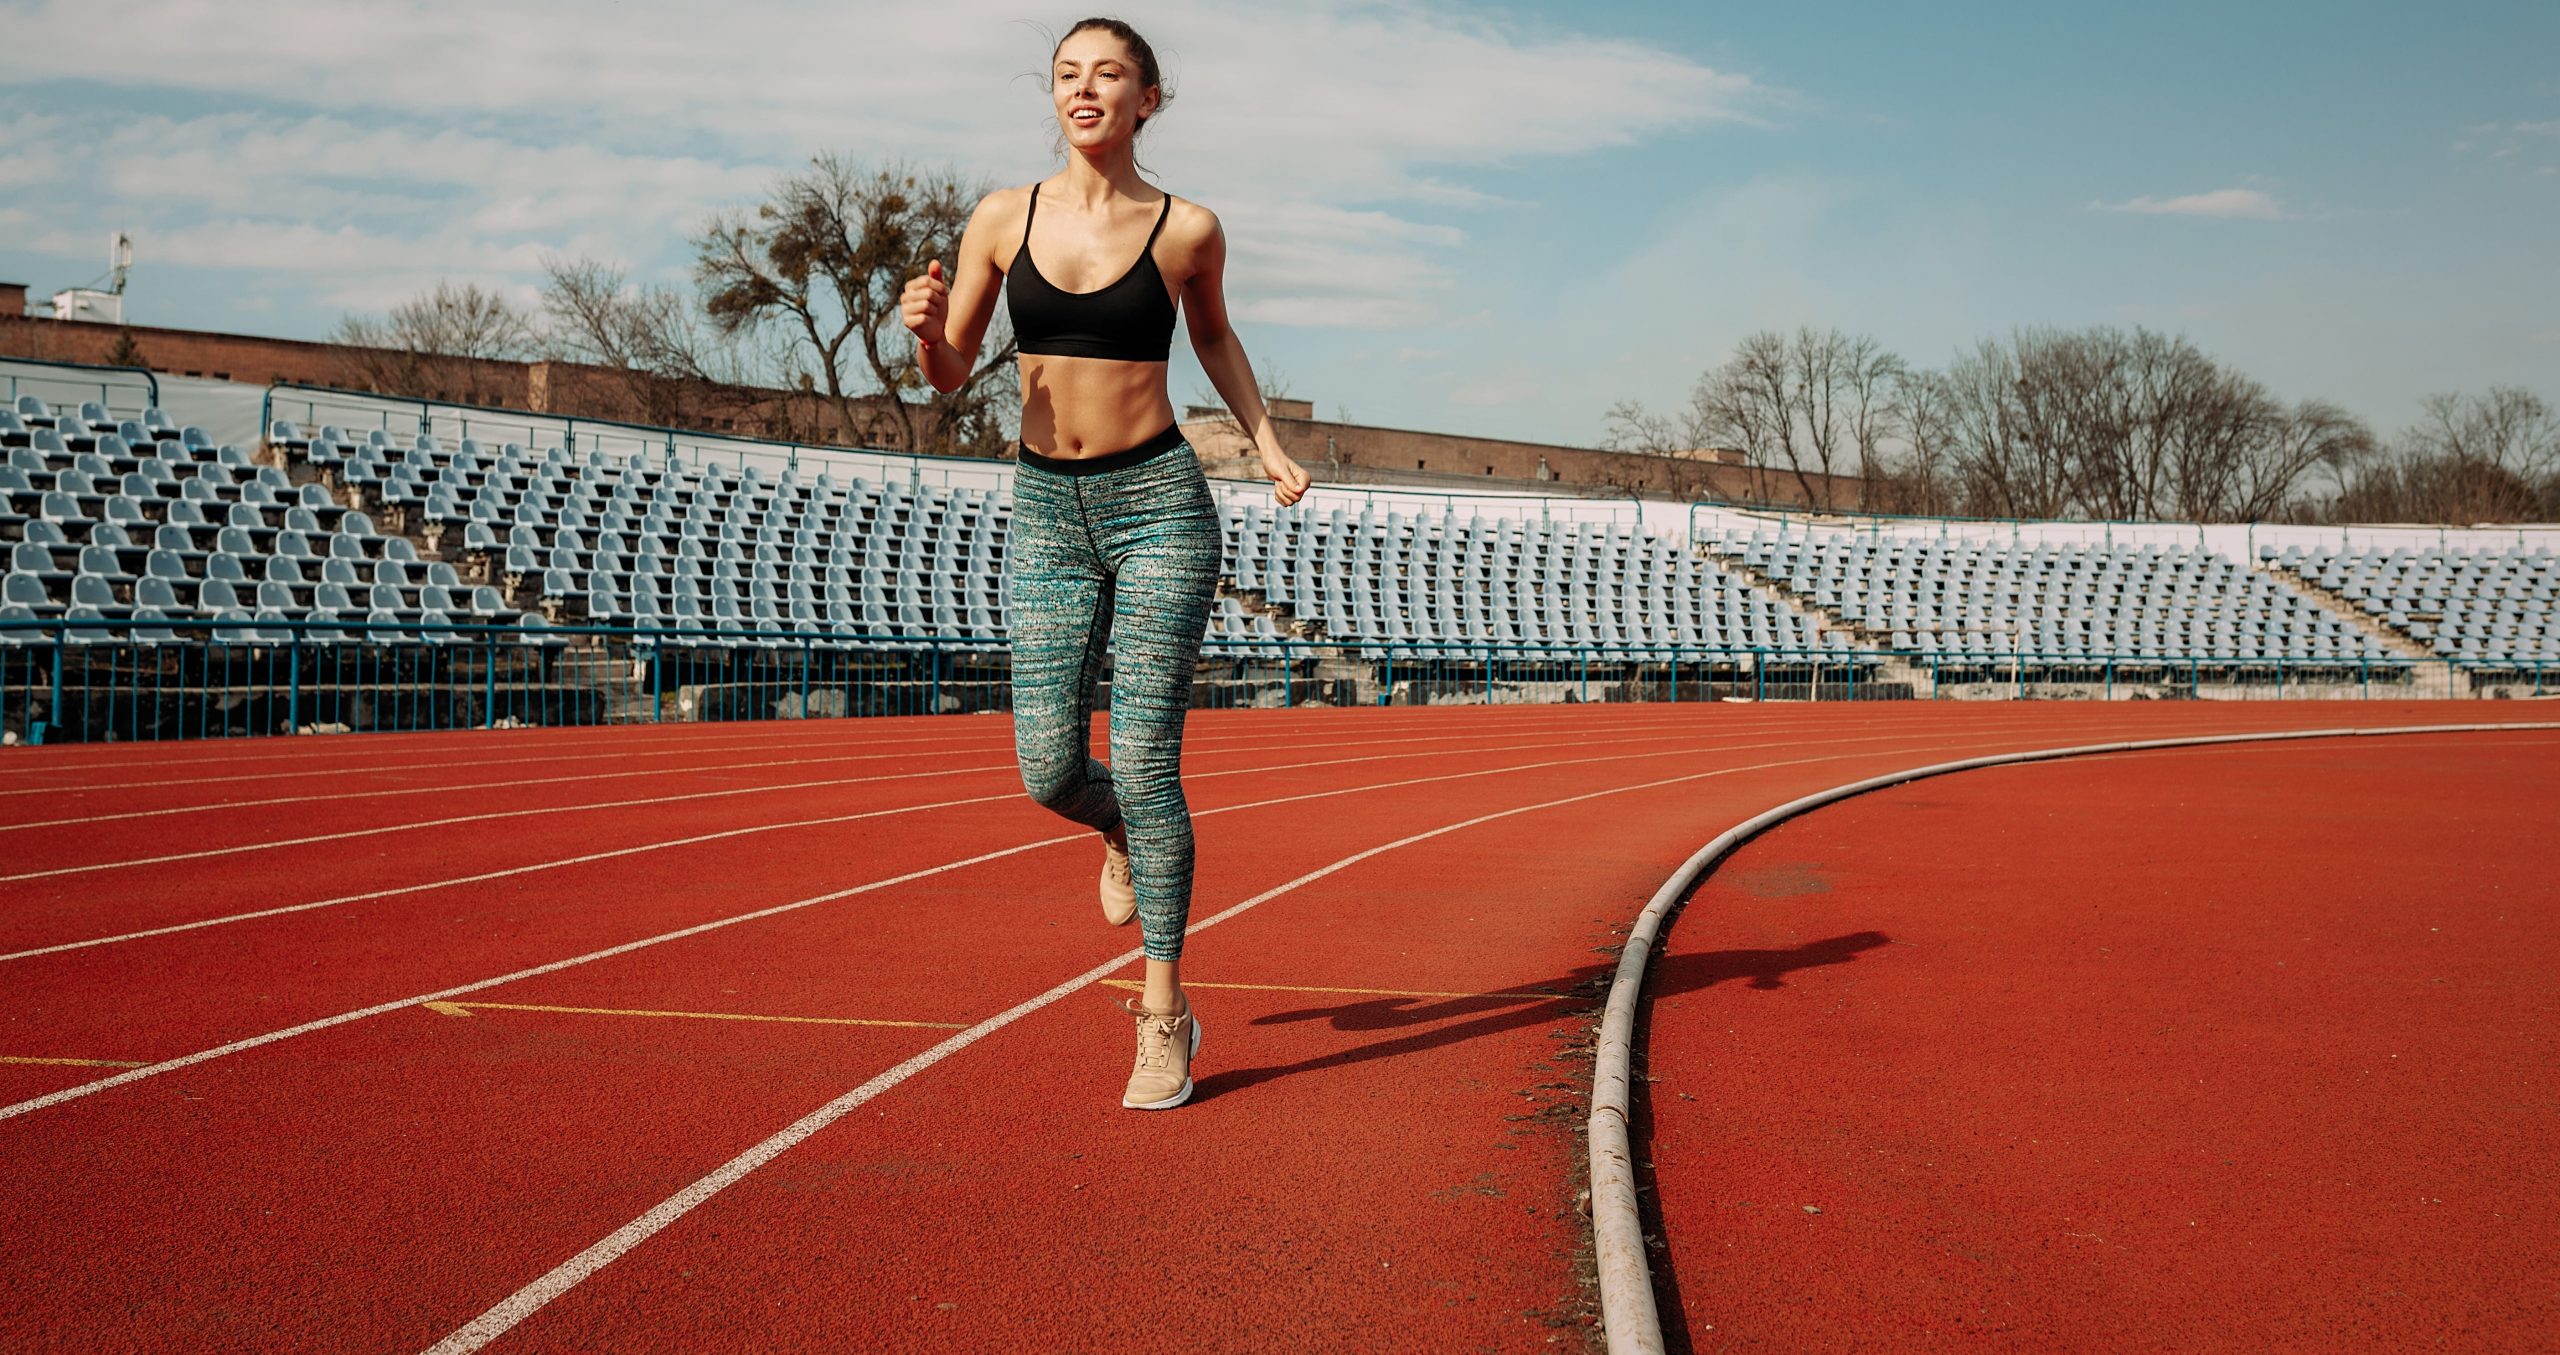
0, 704, 1653, 790
0, 749, 996, 833
0, 733, 1940, 1124
419, 738, 2042, 1354
0, 724, 2016, 962
0, 765, 1008, 883
0, 711, 1890, 882
2022, 730, 2560, 765
0, 723, 1009, 789
0, 833, 1078, 1127
0, 710, 1747, 831
0, 717, 2037, 963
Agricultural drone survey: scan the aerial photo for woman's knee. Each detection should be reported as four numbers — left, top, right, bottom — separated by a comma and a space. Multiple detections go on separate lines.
1110, 764, 1189, 823
1018, 749, 1091, 811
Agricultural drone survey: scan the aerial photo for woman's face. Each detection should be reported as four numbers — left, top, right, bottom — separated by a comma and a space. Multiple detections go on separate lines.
1051, 30, 1157, 151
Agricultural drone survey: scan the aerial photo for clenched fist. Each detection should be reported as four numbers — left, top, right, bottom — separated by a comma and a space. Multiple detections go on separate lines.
900, 259, 950, 350
1263, 447, 1312, 507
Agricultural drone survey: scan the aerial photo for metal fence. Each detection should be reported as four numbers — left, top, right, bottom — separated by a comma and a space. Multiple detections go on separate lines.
2, 617, 2543, 745
260, 384, 1015, 495
2, 356, 161, 423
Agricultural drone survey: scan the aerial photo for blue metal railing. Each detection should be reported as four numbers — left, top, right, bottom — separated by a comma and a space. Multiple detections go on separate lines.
0, 615, 2528, 746
1683, 498, 2553, 556
2, 355, 161, 420
258, 384, 1013, 494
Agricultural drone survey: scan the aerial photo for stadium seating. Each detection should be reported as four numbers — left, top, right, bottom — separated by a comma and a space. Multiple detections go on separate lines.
1712, 531, 2392, 662
2267, 543, 2559, 668
4, 398, 2551, 686
1230, 499, 1824, 658
0, 399, 536, 642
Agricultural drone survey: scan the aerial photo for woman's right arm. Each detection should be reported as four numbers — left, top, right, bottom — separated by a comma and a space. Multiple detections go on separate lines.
903, 188, 1017, 393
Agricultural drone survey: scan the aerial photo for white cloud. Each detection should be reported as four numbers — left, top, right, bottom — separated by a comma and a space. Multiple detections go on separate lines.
0, 113, 65, 189
0, 0, 1758, 330
2090, 187, 2285, 220
2457, 120, 2560, 177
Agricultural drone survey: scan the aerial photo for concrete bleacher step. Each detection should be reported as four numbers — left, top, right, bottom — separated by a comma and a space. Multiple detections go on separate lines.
1218, 580, 1341, 657
2254, 557, 2468, 695
1695, 541, 1930, 694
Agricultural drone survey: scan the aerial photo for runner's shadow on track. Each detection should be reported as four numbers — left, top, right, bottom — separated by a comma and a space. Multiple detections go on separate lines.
1187, 930, 1891, 1103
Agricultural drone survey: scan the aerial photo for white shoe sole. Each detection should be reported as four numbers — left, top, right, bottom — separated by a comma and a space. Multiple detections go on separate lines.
1123, 1015, 1203, 1110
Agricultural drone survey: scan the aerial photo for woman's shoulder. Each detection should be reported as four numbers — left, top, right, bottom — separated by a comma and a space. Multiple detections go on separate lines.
1156, 189, 1221, 246
972, 183, 1036, 220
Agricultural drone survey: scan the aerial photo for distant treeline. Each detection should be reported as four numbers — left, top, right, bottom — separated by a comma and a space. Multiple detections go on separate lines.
1609, 326, 2558, 525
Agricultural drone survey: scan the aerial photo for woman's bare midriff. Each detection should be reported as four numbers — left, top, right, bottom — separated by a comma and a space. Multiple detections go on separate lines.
1016, 353, 1180, 458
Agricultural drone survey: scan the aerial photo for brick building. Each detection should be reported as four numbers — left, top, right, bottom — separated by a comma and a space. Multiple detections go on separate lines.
0, 285, 922, 450
2, 283, 1862, 506
1178, 397, 1864, 509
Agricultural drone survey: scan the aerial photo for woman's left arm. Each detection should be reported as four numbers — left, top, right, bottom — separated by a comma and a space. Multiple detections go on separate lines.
1174, 203, 1312, 506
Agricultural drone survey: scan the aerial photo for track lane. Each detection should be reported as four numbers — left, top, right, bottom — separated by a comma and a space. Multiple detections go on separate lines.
0, 714, 1915, 954
1635, 731, 2560, 1352
0, 703, 1710, 791
2, 706, 2531, 1093
0, 704, 1677, 809
2, 699, 2385, 886
6, 718, 1877, 1105
443, 714, 2559, 1352
1, 708, 1806, 871
1, 704, 2549, 1351
0, 721, 1890, 1348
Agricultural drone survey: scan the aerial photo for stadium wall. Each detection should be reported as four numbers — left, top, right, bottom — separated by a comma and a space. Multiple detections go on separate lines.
1177, 402, 1864, 508
0, 314, 923, 452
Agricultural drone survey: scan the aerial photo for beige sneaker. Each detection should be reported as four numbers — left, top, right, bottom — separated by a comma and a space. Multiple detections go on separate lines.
1120, 996, 1201, 1111
1099, 825, 1137, 927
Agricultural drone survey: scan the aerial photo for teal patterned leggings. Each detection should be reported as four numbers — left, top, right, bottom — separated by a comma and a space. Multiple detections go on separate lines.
1006, 430, 1222, 962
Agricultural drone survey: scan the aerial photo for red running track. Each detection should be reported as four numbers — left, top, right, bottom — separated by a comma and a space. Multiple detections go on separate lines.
1640, 729, 2560, 1352
0, 701, 2549, 1352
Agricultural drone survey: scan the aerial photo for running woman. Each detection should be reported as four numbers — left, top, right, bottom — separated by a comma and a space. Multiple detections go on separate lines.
901, 17, 1312, 1111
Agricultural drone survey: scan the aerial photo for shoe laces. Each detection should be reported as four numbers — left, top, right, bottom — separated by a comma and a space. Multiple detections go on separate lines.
1123, 998, 1181, 1071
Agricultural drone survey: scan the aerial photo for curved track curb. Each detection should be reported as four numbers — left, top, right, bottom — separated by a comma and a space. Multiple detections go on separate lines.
1586, 720, 2560, 1355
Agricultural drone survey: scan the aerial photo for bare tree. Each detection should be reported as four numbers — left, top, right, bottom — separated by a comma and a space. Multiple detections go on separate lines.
331, 280, 536, 406
538, 256, 807, 436
2328, 388, 2560, 523
695, 155, 1018, 456
1938, 336, 2064, 518
1598, 398, 1685, 457
2230, 400, 2375, 521
1686, 328, 1903, 510
2405, 387, 2560, 481
1691, 331, 1797, 497
1868, 367, 1961, 516
1917, 326, 2373, 523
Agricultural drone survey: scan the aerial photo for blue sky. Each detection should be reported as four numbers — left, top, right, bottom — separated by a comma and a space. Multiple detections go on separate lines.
2, 0, 2552, 449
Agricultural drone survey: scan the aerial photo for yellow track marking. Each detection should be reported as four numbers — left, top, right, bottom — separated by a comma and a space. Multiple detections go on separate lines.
419, 1000, 966, 1030
0, 1055, 147, 1068
1099, 978, 1566, 1001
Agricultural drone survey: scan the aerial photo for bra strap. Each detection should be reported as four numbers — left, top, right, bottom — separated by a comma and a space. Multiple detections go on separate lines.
1141, 193, 1172, 252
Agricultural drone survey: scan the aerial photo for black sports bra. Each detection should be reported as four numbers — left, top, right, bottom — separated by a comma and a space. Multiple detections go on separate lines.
1006, 184, 1177, 362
